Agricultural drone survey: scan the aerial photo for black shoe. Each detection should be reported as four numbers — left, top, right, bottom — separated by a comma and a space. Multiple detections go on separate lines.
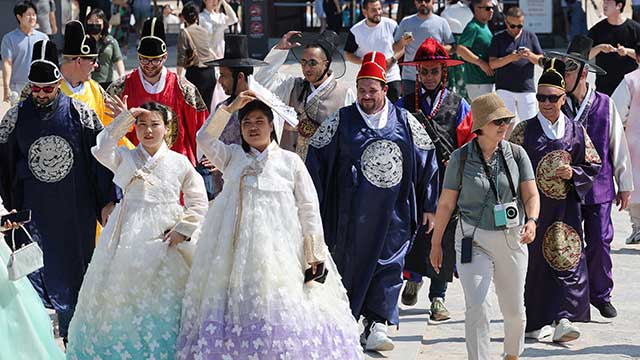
595, 302, 617, 318
401, 280, 422, 306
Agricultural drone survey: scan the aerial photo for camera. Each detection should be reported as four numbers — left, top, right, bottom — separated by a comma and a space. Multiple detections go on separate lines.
504, 201, 519, 228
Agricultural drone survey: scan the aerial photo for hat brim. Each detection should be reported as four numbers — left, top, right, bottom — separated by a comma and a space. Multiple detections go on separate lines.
290, 32, 347, 79
205, 58, 269, 67
399, 59, 464, 67
545, 51, 607, 75
471, 107, 515, 132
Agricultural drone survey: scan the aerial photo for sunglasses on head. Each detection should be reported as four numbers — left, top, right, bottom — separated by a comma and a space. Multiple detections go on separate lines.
31, 85, 56, 93
508, 23, 523, 29
536, 94, 564, 103
492, 118, 512, 126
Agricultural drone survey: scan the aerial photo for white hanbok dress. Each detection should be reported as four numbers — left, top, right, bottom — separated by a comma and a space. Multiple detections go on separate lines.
177, 108, 363, 359
66, 111, 209, 359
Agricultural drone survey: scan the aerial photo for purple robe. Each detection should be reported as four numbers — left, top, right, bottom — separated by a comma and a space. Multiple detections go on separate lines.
563, 90, 617, 306
510, 116, 601, 332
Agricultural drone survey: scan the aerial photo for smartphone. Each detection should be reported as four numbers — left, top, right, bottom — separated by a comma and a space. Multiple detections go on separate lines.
304, 263, 329, 284
517, 46, 526, 52
1, 210, 31, 227
461, 236, 473, 264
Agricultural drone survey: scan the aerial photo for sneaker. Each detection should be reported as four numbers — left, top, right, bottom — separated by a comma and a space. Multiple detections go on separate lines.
360, 319, 369, 346
524, 325, 553, 340
594, 302, 618, 318
365, 322, 394, 351
626, 231, 640, 244
430, 297, 451, 321
401, 280, 423, 306
552, 318, 581, 343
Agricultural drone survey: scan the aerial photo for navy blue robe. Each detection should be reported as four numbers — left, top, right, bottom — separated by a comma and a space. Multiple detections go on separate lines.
0, 94, 115, 323
305, 101, 439, 324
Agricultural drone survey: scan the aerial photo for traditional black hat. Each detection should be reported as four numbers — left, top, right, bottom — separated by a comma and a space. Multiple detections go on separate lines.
538, 58, 566, 91
29, 39, 61, 84
206, 34, 268, 67
63, 20, 98, 57
290, 31, 346, 79
546, 35, 606, 75
138, 17, 167, 58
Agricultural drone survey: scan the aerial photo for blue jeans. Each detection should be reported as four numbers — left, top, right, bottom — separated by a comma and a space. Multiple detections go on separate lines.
406, 270, 448, 301
563, 2, 587, 41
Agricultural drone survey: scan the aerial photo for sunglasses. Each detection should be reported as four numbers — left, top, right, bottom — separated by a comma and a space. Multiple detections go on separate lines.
31, 85, 56, 93
139, 57, 164, 66
507, 23, 523, 29
477, 6, 495, 11
536, 94, 564, 103
492, 118, 512, 126
299, 59, 327, 68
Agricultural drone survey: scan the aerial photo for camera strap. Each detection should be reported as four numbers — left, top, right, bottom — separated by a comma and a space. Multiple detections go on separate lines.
473, 139, 517, 203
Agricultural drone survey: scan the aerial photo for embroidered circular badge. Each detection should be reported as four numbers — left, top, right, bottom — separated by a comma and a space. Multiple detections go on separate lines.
407, 115, 434, 150
309, 113, 339, 149
543, 221, 582, 271
361, 140, 403, 188
535, 150, 571, 200
28, 135, 74, 183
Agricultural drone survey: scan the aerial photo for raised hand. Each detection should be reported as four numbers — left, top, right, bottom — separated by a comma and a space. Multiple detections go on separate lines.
275, 31, 302, 50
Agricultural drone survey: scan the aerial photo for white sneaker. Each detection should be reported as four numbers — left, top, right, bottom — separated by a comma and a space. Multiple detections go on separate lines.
625, 231, 640, 244
524, 325, 553, 340
552, 318, 581, 343
365, 322, 395, 351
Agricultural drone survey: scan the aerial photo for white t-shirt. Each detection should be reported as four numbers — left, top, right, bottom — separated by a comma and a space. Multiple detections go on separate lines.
441, 2, 473, 34
346, 17, 401, 82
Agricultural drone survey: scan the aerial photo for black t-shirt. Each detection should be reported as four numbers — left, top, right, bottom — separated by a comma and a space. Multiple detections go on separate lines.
588, 18, 640, 95
489, 29, 543, 92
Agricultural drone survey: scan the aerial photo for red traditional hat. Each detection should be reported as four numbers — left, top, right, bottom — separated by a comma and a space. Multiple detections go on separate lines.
399, 38, 463, 67
357, 51, 387, 83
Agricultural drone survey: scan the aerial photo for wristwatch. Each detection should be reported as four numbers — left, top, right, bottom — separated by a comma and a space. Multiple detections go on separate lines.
526, 217, 538, 225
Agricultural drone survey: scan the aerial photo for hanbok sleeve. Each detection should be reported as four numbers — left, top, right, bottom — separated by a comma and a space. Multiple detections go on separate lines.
196, 106, 236, 172
406, 112, 440, 213
611, 78, 631, 125
571, 125, 602, 200
293, 156, 326, 265
456, 99, 475, 147
253, 47, 296, 103
608, 101, 634, 192
172, 163, 209, 238
91, 111, 135, 172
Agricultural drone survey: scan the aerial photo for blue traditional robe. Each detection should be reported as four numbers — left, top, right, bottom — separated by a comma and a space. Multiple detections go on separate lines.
510, 115, 601, 332
305, 101, 440, 324
0, 93, 115, 336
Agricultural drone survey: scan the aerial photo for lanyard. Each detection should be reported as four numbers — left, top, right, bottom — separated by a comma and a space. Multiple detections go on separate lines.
473, 139, 517, 203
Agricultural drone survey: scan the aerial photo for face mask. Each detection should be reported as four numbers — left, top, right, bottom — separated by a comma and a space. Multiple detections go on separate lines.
86, 24, 102, 35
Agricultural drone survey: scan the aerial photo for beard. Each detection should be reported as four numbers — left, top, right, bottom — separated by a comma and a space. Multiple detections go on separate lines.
141, 65, 163, 79
367, 14, 381, 24
418, 6, 432, 15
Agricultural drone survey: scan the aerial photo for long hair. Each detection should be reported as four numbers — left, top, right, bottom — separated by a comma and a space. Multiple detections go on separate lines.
238, 100, 277, 153
86, 8, 110, 37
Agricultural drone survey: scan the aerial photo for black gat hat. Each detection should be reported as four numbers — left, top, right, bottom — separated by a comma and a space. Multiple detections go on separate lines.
538, 58, 566, 91
63, 20, 98, 57
546, 35, 606, 75
29, 39, 61, 84
206, 34, 268, 67
138, 17, 167, 58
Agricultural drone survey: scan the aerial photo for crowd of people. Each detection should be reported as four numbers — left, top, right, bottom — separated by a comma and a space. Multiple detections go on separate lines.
1, 0, 640, 359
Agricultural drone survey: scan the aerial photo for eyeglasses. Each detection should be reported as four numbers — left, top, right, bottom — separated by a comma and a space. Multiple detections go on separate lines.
536, 94, 564, 103
492, 118, 512, 126
31, 85, 56, 93
415, 0, 432, 3
139, 56, 164, 66
477, 6, 495, 11
507, 23, 523, 29
299, 59, 327, 68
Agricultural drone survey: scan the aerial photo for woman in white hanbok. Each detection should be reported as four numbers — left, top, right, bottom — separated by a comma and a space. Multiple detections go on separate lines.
66, 101, 209, 359
177, 92, 363, 359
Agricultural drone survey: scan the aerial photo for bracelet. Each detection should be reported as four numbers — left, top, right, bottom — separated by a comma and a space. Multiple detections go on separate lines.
526, 217, 538, 225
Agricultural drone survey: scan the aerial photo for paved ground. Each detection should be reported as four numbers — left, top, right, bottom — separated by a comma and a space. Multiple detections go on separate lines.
3, 42, 640, 359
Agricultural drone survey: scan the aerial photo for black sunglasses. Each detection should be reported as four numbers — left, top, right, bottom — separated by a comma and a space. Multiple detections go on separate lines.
492, 118, 512, 126
477, 6, 495, 11
536, 94, 564, 103
508, 24, 523, 29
